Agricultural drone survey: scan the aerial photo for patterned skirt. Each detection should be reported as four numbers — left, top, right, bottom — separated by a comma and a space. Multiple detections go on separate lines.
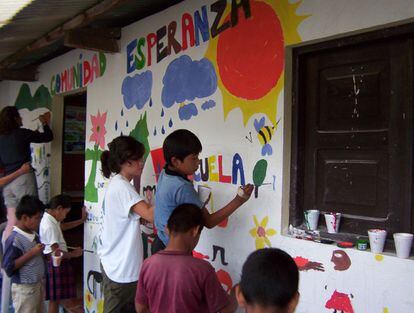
45, 258, 77, 300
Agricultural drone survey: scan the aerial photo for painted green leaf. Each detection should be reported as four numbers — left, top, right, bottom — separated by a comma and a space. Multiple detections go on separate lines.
253, 159, 268, 186
129, 111, 150, 162
85, 148, 95, 160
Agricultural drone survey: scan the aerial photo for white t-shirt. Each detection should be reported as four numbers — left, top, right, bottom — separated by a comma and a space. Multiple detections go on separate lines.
40, 212, 68, 254
98, 174, 144, 283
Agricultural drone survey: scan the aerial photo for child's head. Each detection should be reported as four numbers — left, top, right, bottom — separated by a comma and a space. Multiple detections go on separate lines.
163, 129, 202, 175
237, 248, 299, 313
0, 106, 22, 135
101, 135, 145, 178
167, 203, 204, 250
48, 194, 72, 222
15, 195, 45, 231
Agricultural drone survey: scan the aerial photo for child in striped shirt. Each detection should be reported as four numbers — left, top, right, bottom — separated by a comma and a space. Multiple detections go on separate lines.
2, 195, 46, 313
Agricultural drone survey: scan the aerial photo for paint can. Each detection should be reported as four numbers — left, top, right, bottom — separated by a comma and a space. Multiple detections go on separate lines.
356, 239, 368, 251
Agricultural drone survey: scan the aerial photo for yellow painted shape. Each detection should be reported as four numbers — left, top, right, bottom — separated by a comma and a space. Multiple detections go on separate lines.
383, 307, 389, 313
205, 0, 309, 126
208, 155, 219, 182
375, 254, 384, 261
250, 215, 277, 249
97, 299, 104, 313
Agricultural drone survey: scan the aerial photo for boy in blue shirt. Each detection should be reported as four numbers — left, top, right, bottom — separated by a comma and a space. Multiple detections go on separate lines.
153, 129, 253, 253
2, 195, 46, 313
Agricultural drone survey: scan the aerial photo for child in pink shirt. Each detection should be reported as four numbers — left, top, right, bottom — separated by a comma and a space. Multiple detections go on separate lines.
135, 203, 237, 313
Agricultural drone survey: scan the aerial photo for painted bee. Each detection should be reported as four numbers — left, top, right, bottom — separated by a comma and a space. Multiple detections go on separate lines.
254, 117, 279, 156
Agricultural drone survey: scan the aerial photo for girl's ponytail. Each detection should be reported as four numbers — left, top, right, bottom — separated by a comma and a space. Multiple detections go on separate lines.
101, 150, 111, 178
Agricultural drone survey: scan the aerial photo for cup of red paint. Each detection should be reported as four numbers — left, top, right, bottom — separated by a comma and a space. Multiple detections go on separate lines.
324, 212, 341, 234
368, 229, 387, 254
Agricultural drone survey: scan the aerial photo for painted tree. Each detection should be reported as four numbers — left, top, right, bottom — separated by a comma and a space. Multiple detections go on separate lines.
85, 111, 107, 202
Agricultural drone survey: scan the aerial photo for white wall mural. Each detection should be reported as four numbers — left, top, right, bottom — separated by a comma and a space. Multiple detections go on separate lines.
2, 1, 414, 312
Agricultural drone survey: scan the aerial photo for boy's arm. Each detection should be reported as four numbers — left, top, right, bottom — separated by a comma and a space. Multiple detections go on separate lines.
135, 265, 150, 313
3, 243, 44, 276
135, 303, 150, 313
48, 243, 82, 260
219, 286, 238, 313
61, 206, 87, 231
202, 184, 254, 229
204, 267, 237, 313
13, 243, 44, 270
0, 162, 31, 187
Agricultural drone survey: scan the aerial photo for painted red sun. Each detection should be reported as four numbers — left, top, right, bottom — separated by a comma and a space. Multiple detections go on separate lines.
217, 1, 284, 100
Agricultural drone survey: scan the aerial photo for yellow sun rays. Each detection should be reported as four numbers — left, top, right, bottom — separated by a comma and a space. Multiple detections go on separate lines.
205, 0, 309, 126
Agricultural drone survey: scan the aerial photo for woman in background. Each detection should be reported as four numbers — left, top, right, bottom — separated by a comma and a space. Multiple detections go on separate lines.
0, 106, 53, 313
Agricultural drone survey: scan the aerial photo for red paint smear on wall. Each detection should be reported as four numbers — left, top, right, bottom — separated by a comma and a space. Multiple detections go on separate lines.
294, 256, 309, 268
192, 250, 209, 259
217, 1, 284, 100
150, 148, 165, 182
325, 290, 354, 313
216, 269, 233, 293
218, 218, 228, 228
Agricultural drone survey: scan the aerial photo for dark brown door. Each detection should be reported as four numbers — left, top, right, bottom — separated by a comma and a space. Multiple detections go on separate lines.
301, 38, 413, 236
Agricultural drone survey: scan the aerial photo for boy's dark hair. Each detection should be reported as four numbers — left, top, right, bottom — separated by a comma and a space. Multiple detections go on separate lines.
163, 129, 202, 165
0, 106, 21, 135
49, 194, 72, 210
240, 248, 299, 309
167, 203, 204, 234
101, 136, 145, 178
15, 196, 45, 219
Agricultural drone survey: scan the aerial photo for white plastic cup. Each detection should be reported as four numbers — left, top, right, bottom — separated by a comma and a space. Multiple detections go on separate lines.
324, 213, 341, 233
304, 210, 320, 230
393, 233, 413, 258
198, 185, 211, 205
368, 229, 387, 254
52, 251, 63, 267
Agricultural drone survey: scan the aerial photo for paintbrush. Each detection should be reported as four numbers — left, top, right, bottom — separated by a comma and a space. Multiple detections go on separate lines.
67, 246, 94, 253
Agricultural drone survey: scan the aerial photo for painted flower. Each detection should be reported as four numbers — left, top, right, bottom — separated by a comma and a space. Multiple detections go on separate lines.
89, 111, 107, 149
249, 215, 276, 249
85, 290, 93, 310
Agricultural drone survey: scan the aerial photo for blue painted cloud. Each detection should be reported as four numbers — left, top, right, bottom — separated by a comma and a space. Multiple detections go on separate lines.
121, 71, 152, 110
201, 100, 216, 111
162, 55, 217, 108
179, 103, 198, 120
